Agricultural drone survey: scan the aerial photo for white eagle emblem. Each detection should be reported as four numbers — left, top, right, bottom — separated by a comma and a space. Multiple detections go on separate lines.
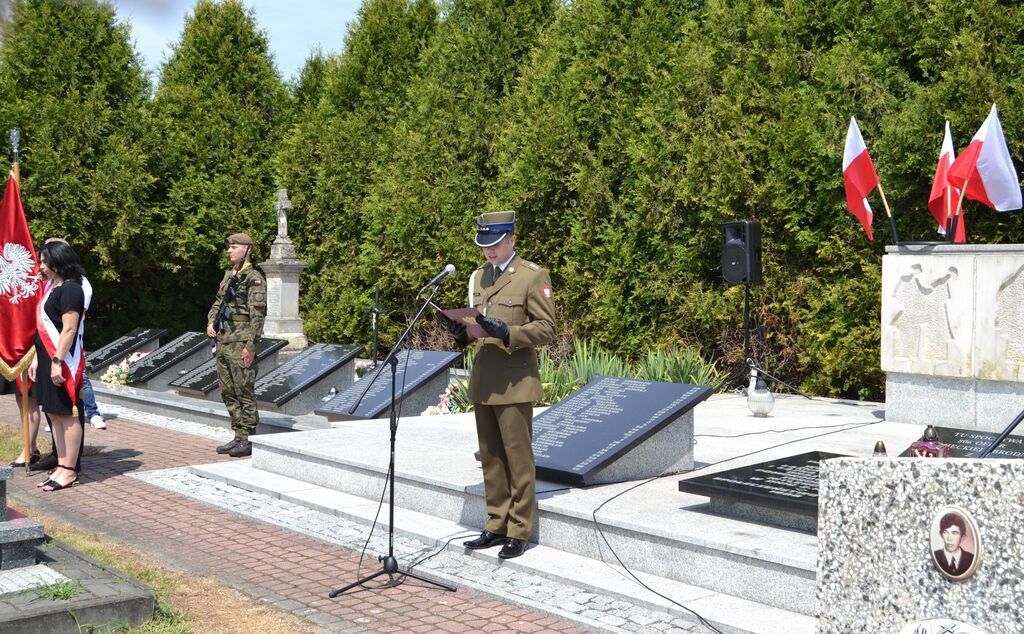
0, 242, 40, 304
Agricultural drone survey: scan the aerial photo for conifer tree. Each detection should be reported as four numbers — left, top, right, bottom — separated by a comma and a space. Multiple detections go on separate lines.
0, 0, 152, 341
359, 0, 557, 344
275, 0, 437, 344
148, 0, 288, 324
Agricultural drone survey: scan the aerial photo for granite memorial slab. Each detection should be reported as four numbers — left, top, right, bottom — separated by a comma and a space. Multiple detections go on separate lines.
254, 343, 362, 415
86, 327, 166, 375
314, 350, 461, 421
678, 451, 848, 532
533, 376, 712, 486
897, 425, 1024, 459
169, 338, 287, 400
127, 331, 210, 391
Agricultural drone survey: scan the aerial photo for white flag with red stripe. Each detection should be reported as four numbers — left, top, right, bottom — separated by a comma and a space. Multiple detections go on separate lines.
842, 116, 880, 239
928, 121, 964, 242
948, 104, 1022, 212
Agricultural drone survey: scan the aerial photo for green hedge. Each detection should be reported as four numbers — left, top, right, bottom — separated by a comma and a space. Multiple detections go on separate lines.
4, 0, 1024, 399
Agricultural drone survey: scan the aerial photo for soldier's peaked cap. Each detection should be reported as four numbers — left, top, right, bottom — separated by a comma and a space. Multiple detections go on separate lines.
475, 211, 515, 248
228, 233, 254, 246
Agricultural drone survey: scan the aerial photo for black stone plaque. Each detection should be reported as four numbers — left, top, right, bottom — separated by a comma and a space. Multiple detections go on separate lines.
169, 338, 288, 395
254, 343, 361, 406
87, 327, 166, 371
533, 376, 713, 485
677, 451, 847, 516
128, 332, 209, 383
898, 426, 1024, 459
314, 350, 461, 419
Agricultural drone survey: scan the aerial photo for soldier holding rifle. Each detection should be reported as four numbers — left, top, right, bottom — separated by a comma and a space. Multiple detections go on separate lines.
207, 233, 266, 458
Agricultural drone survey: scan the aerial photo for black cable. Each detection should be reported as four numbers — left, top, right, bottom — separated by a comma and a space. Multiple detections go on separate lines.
696, 419, 878, 439
405, 531, 477, 572
588, 417, 884, 633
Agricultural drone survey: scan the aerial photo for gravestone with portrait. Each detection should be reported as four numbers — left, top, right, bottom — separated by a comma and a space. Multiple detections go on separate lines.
169, 337, 288, 400
254, 342, 361, 415
678, 451, 848, 532
315, 349, 461, 421
259, 189, 308, 354
127, 331, 211, 391
532, 376, 712, 486
86, 327, 166, 377
817, 457, 1024, 633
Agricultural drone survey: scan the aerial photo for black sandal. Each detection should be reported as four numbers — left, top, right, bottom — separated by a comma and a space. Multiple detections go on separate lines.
41, 465, 79, 492
9, 450, 41, 468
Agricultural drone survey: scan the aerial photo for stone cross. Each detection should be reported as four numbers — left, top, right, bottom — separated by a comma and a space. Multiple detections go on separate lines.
275, 189, 292, 239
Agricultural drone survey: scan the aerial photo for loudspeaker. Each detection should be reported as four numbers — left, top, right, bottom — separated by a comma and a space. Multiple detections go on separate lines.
722, 220, 761, 285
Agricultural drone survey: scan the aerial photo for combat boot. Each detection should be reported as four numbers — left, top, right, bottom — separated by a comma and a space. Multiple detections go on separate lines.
216, 438, 241, 454
228, 440, 252, 458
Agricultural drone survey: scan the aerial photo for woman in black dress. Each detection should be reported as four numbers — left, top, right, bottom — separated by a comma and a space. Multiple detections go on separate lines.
28, 241, 86, 491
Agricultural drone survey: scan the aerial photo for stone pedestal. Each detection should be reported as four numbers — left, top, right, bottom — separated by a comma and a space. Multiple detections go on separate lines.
260, 189, 308, 355
0, 466, 43, 570
882, 244, 1024, 431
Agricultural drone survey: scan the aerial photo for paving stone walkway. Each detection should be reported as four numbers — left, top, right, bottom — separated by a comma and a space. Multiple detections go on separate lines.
0, 397, 700, 633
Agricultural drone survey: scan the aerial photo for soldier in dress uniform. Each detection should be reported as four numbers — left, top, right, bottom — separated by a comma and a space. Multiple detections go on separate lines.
447, 211, 556, 559
207, 233, 266, 458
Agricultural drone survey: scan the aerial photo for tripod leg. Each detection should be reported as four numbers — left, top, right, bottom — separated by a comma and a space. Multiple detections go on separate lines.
398, 568, 457, 592
328, 567, 392, 597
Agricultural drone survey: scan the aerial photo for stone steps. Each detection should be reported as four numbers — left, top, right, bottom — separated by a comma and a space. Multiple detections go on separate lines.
190, 458, 816, 634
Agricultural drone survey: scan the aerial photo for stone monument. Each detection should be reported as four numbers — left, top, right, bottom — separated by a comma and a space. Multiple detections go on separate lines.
260, 189, 308, 353
882, 244, 1024, 431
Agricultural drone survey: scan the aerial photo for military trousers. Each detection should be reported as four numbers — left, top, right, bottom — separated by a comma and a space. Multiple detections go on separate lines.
215, 341, 259, 439
474, 402, 536, 540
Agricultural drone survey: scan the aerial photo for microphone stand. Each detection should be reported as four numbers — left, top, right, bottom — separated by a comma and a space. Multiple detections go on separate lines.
328, 281, 456, 597
974, 407, 1024, 458
363, 286, 382, 369
746, 358, 812, 399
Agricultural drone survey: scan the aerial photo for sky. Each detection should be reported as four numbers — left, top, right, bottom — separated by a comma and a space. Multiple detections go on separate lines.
112, 0, 364, 81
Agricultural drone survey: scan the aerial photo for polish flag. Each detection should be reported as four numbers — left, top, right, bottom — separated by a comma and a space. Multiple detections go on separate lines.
928, 121, 964, 242
843, 117, 880, 239
947, 104, 1022, 212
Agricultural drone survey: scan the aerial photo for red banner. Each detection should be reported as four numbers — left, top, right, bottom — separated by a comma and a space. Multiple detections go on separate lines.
0, 172, 42, 381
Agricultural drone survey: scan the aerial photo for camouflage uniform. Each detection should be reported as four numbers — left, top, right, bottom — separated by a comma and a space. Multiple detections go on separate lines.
208, 263, 266, 440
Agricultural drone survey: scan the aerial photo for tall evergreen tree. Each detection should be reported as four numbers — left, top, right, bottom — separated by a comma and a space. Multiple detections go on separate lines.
148, 0, 288, 327
0, 0, 152, 343
359, 0, 557, 344
275, 0, 437, 345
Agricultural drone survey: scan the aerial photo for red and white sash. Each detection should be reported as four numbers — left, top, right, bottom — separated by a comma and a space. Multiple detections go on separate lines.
36, 282, 84, 407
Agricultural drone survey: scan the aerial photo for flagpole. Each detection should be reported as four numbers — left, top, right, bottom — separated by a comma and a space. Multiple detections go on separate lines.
9, 128, 31, 474
948, 175, 969, 244
876, 183, 899, 245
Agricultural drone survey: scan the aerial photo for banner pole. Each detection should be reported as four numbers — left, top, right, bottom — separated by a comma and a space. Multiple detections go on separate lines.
19, 370, 30, 475
948, 176, 969, 243
876, 183, 899, 245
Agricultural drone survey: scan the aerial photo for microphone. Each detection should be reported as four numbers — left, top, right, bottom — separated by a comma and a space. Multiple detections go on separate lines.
419, 264, 456, 293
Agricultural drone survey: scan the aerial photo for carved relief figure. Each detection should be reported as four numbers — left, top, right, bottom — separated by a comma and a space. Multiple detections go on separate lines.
888, 265, 959, 369
995, 263, 1024, 376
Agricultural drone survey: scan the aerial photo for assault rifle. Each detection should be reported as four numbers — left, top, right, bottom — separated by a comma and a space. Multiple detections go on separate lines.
210, 271, 242, 351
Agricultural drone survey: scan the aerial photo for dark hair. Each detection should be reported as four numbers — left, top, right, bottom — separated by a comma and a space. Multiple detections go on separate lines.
39, 241, 85, 283
939, 512, 967, 535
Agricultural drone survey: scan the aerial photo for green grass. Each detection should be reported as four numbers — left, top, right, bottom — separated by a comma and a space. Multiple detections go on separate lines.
37, 580, 82, 601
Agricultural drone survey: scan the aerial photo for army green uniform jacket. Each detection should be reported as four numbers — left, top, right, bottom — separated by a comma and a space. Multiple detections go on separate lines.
468, 254, 556, 404
207, 264, 267, 352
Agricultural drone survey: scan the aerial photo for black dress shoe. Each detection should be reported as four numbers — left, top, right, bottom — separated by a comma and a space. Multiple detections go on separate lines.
463, 530, 506, 550
498, 538, 527, 559
216, 438, 241, 454
228, 440, 252, 458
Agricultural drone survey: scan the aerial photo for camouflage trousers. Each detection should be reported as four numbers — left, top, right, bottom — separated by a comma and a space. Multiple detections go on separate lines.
215, 341, 259, 439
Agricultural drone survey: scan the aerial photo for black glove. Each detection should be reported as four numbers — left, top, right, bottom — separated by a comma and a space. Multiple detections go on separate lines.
476, 315, 510, 345
445, 316, 469, 348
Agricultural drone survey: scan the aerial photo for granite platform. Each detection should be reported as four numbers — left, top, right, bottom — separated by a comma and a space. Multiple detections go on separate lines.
187, 393, 929, 633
